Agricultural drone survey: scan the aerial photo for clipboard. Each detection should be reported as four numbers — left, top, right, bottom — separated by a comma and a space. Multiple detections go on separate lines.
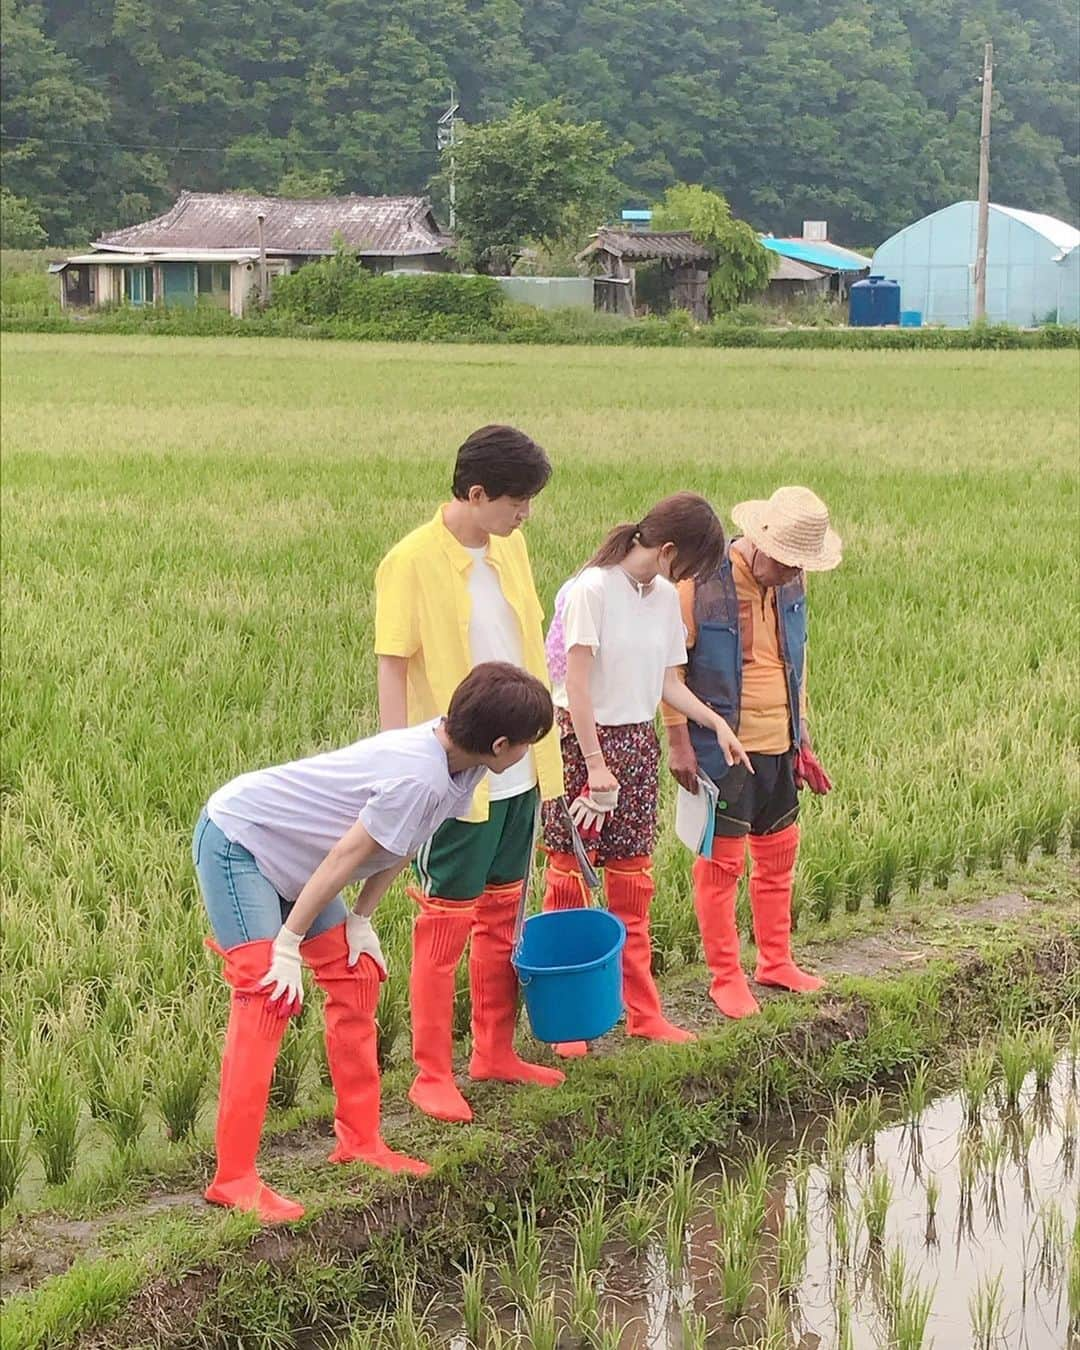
675, 775, 721, 855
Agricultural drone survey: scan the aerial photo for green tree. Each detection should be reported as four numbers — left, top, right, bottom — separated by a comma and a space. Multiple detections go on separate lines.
0, 186, 47, 247
442, 102, 617, 273
652, 183, 774, 311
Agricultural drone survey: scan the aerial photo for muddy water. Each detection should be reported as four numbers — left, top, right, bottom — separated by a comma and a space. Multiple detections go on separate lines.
431, 1054, 1078, 1348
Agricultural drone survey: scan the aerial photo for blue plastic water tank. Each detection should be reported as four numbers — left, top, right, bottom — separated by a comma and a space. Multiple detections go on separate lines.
849, 275, 901, 327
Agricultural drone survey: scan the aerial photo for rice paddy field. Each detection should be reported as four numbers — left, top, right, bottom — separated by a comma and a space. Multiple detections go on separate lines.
1, 332, 1078, 1347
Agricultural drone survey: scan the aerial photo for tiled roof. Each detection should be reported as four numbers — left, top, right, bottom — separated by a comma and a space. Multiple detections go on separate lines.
95, 192, 452, 256
578, 228, 713, 264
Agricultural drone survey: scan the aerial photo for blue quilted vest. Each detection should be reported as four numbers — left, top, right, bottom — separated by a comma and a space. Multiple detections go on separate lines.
684, 544, 807, 785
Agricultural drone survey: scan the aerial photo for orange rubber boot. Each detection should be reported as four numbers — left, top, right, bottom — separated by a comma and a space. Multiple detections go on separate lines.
692, 836, 759, 1019
302, 925, 430, 1175
407, 894, 476, 1122
468, 882, 566, 1088
204, 938, 305, 1223
748, 824, 823, 993
605, 858, 696, 1044
541, 852, 590, 1058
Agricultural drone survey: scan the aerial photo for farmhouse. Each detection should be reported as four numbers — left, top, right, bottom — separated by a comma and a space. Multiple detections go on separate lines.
758, 227, 871, 303
51, 192, 453, 316
577, 227, 712, 320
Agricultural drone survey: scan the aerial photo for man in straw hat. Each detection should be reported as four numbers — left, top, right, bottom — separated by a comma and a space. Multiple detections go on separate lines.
662, 486, 841, 1018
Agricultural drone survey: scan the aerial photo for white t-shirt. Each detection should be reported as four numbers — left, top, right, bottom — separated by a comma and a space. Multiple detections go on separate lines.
464, 545, 537, 801
552, 566, 687, 725
206, 720, 485, 901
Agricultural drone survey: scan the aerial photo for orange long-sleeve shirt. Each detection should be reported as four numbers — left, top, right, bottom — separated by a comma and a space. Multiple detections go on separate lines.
664, 552, 807, 753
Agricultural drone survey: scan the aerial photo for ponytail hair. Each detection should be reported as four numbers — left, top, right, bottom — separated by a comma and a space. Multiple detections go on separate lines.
585, 491, 725, 582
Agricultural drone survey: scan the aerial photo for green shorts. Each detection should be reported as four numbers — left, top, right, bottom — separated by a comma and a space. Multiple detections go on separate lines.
413, 787, 539, 902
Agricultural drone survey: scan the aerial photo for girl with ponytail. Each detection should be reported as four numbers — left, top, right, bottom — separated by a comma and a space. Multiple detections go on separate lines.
542, 493, 751, 1054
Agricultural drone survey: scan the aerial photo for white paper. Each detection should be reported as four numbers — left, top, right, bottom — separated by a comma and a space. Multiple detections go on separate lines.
674, 776, 720, 855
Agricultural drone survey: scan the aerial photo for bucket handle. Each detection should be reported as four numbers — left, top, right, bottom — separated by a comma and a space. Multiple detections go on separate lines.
512, 797, 608, 965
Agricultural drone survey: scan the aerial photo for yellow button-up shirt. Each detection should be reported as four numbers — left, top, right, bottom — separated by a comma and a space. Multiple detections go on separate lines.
374, 507, 562, 822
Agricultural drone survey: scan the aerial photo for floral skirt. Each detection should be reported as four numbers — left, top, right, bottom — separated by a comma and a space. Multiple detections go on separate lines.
541, 709, 660, 864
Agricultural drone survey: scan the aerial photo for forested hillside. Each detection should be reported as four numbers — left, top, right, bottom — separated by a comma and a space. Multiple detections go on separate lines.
2, 0, 1076, 245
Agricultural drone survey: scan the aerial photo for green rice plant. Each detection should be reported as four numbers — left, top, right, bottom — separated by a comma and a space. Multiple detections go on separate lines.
1028, 1023, 1057, 1093
457, 1249, 486, 1347
835, 1280, 854, 1350
786, 1149, 811, 1215
743, 1143, 772, 1227
901, 1061, 931, 1126
99, 1045, 148, 1152
574, 1188, 610, 1273
969, 1268, 1006, 1348
1061, 1092, 1078, 1177
852, 1090, 885, 1145
27, 1055, 82, 1186
588, 1317, 624, 1350
998, 1029, 1031, 1111
776, 1207, 810, 1292
452, 959, 471, 1041
679, 1304, 708, 1347
880, 1245, 909, 1321
832, 1192, 852, 1266
667, 1153, 697, 1235
376, 976, 408, 1071
1069, 1017, 1080, 1083
1068, 1211, 1080, 1335
155, 1038, 208, 1142
1035, 1199, 1065, 1285
568, 1247, 600, 1343
746, 1290, 787, 1350
893, 1277, 935, 1349
618, 1183, 658, 1251
860, 1167, 892, 1246
959, 1044, 996, 1126
924, 1172, 939, 1222
0, 1090, 29, 1207
522, 1290, 559, 1350
268, 1014, 308, 1111
499, 1200, 542, 1304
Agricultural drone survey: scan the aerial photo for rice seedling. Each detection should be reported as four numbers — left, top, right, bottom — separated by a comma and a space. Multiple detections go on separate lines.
27, 1054, 82, 1186
98, 1046, 148, 1152
747, 1290, 788, 1350
1068, 1211, 1080, 1335
777, 1207, 810, 1293
835, 1280, 854, 1350
902, 1061, 931, 1127
960, 1044, 996, 1127
0, 1091, 29, 1208
742, 1143, 773, 1231
860, 1168, 893, 1247
679, 1303, 708, 1348
786, 1150, 811, 1216
893, 1276, 935, 1350
499, 1200, 543, 1305
923, 1172, 939, 1222
1035, 1199, 1065, 1285
662, 1154, 698, 1273
1060, 1093, 1078, 1177
831, 1191, 853, 1267
969, 1269, 1006, 1348
1069, 1017, 1080, 1084
618, 1183, 658, 1251
458, 1249, 486, 1347
717, 1235, 756, 1320
1028, 1025, 1057, 1094
574, 1188, 610, 1273
568, 1247, 600, 1343
521, 1290, 559, 1350
998, 1029, 1031, 1112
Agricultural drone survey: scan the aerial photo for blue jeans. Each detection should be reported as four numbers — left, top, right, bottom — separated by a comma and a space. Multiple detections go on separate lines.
192, 808, 347, 949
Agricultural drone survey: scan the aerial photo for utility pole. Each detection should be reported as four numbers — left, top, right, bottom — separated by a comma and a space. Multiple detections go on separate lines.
437, 88, 460, 231
973, 40, 993, 323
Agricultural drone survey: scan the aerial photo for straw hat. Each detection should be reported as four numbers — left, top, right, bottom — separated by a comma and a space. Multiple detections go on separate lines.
731, 486, 842, 572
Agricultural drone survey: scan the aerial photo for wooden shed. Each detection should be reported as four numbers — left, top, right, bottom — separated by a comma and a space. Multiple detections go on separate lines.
576, 228, 712, 320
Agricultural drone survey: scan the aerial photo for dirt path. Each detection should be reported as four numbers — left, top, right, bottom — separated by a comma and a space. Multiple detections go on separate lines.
0, 889, 1046, 1299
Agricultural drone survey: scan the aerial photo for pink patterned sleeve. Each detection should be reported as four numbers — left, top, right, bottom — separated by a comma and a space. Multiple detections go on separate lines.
544, 579, 574, 684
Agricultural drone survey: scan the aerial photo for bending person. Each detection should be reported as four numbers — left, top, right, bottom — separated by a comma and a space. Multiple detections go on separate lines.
542, 493, 751, 1055
663, 486, 841, 1019
193, 663, 553, 1223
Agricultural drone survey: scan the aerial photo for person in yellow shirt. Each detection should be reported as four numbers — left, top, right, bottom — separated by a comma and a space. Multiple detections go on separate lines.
664, 487, 840, 1019
374, 425, 565, 1123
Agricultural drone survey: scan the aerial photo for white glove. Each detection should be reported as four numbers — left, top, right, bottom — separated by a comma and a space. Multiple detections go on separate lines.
258, 926, 304, 1014
568, 787, 620, 835
346, 912, 388, 979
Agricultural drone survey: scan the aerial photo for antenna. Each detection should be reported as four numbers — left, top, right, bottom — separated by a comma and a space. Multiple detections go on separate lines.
437, 88, 460, 231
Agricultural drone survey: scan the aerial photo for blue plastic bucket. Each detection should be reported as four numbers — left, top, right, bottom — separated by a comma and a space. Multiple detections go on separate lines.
514, 908, 626, 1043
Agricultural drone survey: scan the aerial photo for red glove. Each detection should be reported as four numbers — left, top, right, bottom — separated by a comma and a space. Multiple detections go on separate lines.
794, 745, 832, 795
